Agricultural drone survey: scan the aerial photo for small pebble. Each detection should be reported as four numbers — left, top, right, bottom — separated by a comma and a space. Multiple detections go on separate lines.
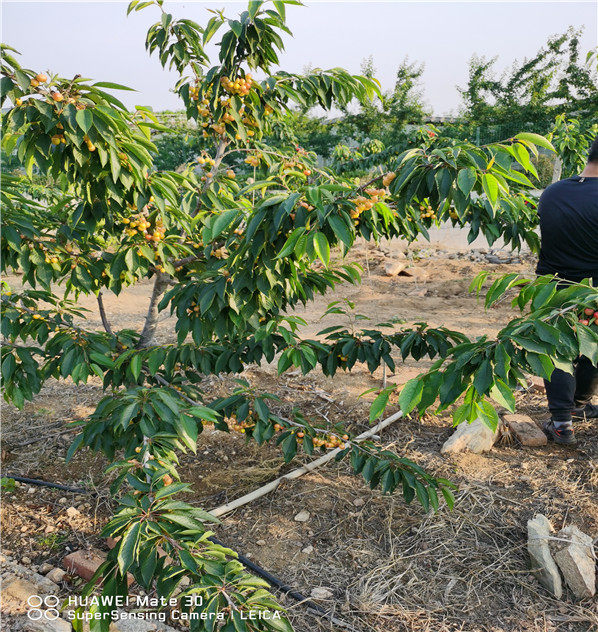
310, 587, 333, 600
66, 506, 80, 518
46, 568, 66, 583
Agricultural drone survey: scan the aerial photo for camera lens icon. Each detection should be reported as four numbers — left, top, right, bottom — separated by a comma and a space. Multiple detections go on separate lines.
27, 595, 60, 620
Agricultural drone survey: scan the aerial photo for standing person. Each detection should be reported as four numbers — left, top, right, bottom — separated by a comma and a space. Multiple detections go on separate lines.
536, 136, 598, 445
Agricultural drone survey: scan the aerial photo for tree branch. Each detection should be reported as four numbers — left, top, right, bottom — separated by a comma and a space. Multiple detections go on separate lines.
97, 292, 113, 335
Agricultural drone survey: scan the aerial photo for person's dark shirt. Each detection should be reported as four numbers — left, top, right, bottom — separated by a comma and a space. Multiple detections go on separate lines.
536, 176, 598, 283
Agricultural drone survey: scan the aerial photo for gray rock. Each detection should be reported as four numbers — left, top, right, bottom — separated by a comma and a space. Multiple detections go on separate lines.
21, 617, 72, 632
294, 510, 310, 522
527, 514, 562, 598
552, 525, 596, 600
383, 261, 407, 276
441, 417, 500, 455
302, 545, 314, 554
310, 587, 333, 600
109, 611, 178, 631
3, 573, 60, 616
46, 568, 66, 583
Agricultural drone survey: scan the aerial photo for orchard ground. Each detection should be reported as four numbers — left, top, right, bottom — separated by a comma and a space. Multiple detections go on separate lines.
2, 233, 597, 632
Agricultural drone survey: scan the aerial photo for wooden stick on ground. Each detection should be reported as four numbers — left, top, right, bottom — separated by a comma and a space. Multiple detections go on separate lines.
209, 409, 404, 518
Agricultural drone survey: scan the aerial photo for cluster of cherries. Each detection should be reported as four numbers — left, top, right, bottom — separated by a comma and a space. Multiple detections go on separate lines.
348, 187, 388, 219
121, 205, 165, 244
579, 307, 598, 326
272, 423, 349, 449
220, 74, 254, 96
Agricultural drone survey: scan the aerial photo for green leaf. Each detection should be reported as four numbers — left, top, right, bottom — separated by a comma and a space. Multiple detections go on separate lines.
211, 209, 238, 239
577, 325, 598, 364
313, 232, 330, 267
117, 522, 141, 574
275, 227, 305, 259
398, 378, 423, 414
93, 81, 136, 91
154, 482, 189, 499
481, 173, 499, 207
457, 167, 476, 196
476, 400, 500, 432
75, 109, 93, 134
369, 387, 393, 422
129, 354, 142, 381
489, 378, 516, 412
513, 132, 555, 152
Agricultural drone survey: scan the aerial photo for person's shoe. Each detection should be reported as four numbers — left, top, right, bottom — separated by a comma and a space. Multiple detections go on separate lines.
571, 403, 598, 420
542, 420, 577, 446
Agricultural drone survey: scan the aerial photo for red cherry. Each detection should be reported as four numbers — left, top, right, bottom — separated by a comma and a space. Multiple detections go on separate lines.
584, 308, 594, 316
580, 319, 590, 326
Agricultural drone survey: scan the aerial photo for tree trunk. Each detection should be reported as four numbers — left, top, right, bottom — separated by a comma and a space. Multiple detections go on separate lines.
137, 272, 171, 348
551, 156, 562, 183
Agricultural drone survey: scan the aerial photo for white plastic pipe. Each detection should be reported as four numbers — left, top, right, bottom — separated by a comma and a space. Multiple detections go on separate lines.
209, 409, 404, 518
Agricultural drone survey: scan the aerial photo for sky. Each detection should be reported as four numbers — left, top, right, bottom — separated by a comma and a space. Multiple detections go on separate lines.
2, 1, 597, 115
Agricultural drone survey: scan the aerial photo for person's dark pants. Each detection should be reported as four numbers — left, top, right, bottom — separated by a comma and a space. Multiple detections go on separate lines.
544, 357, 598, 421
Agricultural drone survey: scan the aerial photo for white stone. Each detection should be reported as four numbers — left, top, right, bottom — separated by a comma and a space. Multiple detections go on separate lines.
527, 514, 562, 598
66, 507, 80, 519
383, 261, 407, 276
552, 525, 596, 600
310, 587, 333, 600
294, 510, 310, 522
302, 545, 314, 554
256, 540, 266, 546
441, 417, 499, 455
46, 568, 66, 583
352, 498, 365, 507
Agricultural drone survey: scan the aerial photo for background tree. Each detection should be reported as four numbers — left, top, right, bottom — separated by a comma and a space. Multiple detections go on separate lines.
458, 27, 598, 133
2, 2, 597, 631
338, 55, 429, 143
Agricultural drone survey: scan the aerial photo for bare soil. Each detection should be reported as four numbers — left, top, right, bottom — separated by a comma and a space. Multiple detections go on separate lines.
2, 240, 597, 632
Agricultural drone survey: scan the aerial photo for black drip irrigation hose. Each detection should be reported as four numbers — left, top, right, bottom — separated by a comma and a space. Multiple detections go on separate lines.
208, 536, 353, 628
4, 473, 355, 630
3, 474, 90, 494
